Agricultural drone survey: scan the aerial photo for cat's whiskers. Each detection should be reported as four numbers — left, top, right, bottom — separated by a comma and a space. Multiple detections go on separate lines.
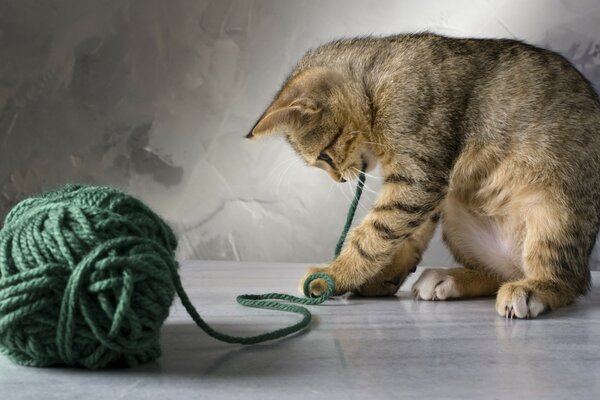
346, 171, 382, 214
339, 178, 370, 214
359, 183, 380, 196
275, 158, 301, 196
286, 160, 303, 194
272, 155, 298, 170
336, 181, 352, 208
325, 178, 335, 201
270, 158, 297, 195
337, 180, 358, 212
351, 166, 383, 181
267, 156, 299, 183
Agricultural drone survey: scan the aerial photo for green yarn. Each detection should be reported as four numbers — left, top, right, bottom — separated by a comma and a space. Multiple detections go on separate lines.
0, 172, 365, 368
334, 170, 366, 259
0, 184, 179, 368
178, 272, 334, 345
0, 185, 177, 368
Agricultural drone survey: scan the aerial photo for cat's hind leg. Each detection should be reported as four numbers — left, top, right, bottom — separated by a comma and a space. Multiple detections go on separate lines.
495, 251, 592, 319
495, 279, 573, 318
412, 266, 500, 300
495, 195, 593, 318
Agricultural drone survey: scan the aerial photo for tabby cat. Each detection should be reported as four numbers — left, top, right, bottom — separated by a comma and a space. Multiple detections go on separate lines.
246, 33, 600, 318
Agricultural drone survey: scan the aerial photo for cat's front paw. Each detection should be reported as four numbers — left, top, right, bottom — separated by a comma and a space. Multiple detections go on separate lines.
411, 268, 460, 300
496, 281, 545, 319
299, 266, 336, 297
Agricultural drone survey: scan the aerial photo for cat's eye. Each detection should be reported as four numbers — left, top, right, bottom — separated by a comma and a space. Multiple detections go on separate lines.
318, 152, 333, 165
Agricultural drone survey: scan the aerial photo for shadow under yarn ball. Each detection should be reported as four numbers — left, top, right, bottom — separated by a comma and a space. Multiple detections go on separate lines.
0, 180, 348, 369
0, 184, 179, 369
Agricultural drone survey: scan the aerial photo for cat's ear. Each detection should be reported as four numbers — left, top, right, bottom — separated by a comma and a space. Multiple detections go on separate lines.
246, 97, 321, 139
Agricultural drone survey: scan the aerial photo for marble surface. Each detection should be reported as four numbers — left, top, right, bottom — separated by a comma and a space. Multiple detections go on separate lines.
1, 261, 599, 400
2, 1, 600, 268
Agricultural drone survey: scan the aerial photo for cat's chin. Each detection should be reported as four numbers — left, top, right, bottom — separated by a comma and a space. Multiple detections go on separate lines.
360, 151, 378, 173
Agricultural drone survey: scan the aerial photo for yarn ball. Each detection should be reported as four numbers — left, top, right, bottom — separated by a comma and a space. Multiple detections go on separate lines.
0, 184, 178, 368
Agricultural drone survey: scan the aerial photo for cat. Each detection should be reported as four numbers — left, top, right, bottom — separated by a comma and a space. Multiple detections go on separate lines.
246, 33, 600, 318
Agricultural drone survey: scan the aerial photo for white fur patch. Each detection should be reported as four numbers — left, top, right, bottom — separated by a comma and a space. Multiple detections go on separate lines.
412, 268, 461, 300
443, 195, 523, 280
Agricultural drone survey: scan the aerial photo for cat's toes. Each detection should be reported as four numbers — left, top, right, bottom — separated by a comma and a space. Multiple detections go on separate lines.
307, 278, 329, 297
496, 282, 545, 319
411, 268, 460, 301
298, 266, 332, 297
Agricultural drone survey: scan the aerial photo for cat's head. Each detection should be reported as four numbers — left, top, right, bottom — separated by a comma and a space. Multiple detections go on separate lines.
246, 67, 377, 182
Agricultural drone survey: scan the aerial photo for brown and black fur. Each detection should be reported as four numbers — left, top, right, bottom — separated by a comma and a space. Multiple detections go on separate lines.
247, 33, 600, 318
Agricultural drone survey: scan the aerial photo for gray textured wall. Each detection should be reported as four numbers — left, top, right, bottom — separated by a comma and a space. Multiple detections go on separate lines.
1, 0, 600, 267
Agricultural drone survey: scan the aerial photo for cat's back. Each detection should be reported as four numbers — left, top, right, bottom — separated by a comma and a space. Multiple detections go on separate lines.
403, 35, 600, 146
296, 33, 600, 156
300, 33, 597, 100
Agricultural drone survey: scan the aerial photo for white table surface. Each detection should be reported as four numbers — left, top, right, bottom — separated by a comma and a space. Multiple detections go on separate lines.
1, 261, 599, 400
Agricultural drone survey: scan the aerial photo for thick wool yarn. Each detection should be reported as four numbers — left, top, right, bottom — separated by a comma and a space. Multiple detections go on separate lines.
0, 184, 179, 368
0, 180, 360, 369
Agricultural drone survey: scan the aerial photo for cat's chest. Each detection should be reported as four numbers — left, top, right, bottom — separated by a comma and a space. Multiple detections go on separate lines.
442, 193, 525, 279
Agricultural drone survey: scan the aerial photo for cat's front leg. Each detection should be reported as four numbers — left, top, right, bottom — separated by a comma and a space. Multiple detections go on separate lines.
354, 213, 439, 297
301, 171, 446, 297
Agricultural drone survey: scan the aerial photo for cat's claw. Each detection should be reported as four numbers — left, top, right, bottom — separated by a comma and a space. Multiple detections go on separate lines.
504, 306, 516, 319
496, 282, 545, 319
504, 305, 532, 319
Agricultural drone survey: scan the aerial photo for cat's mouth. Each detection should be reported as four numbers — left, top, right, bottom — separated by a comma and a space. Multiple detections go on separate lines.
340, 156, 370, 183
336, 152, 376, 183
359, 151, 377, 173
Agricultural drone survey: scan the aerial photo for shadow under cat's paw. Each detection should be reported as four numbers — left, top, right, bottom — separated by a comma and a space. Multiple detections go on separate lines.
354, 281, 401, 297
353, 274, 409, 297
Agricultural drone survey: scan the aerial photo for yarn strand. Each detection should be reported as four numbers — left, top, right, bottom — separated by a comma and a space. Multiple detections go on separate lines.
334, 170, 366, 258
0, 172, 367, 368
223, 170, 366, 342
173, 272, 334, 344
174, 170, 365, 344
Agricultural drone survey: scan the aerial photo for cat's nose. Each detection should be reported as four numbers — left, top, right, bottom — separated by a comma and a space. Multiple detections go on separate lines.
339, 177, 347, 183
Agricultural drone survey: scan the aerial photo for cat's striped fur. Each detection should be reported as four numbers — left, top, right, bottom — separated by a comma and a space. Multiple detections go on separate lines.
247, 33, 600, 318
